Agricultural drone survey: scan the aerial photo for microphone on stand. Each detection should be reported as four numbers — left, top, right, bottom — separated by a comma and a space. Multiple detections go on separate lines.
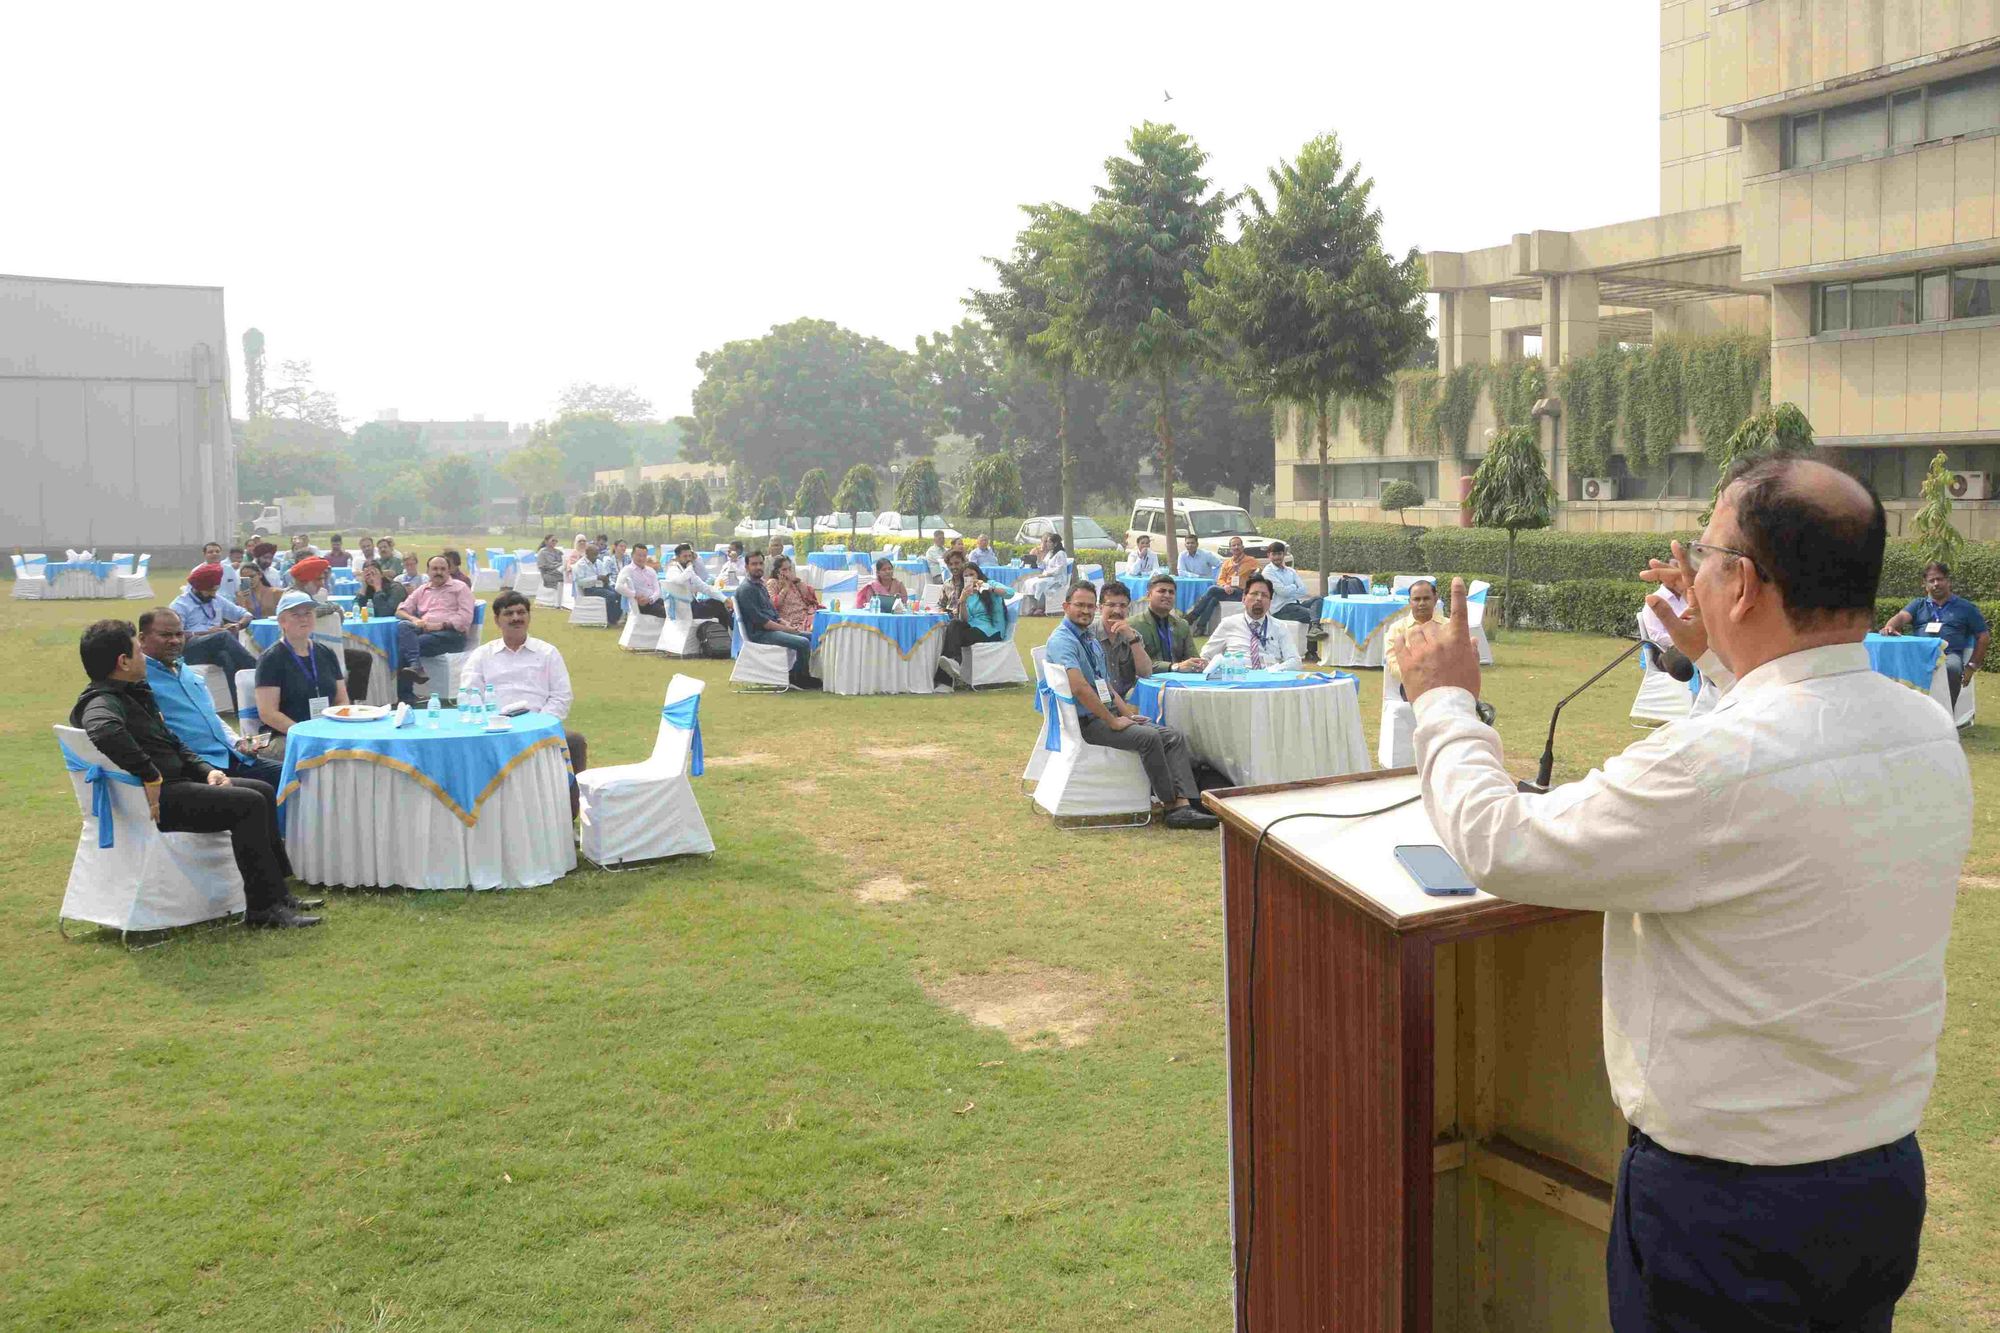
1516, 636, 1648, 794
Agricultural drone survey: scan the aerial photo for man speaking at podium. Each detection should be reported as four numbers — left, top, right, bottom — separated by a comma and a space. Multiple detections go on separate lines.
1398, 457, 1970, 1333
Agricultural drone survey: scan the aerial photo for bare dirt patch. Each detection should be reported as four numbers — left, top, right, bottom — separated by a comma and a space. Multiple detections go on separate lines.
853, 876, 915, 905
924, 966, 1115, 1050
700, 752, 771, 769
1962, 875, 2000, 891
858, 743, 954, 764
784, 778, 821, 798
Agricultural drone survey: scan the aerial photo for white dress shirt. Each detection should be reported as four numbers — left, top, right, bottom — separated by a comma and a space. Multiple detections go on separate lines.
1413, 642, 1970, 1164
616, 561, 661, 604
1128, 549, 1160, 575
217, 564, 242, 603
458, 636, 573, 720
1205, 612, 1301, 670
662, 561, 722, 602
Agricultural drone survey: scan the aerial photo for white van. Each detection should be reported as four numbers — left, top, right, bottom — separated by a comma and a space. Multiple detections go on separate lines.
1125, 497, 1269, 558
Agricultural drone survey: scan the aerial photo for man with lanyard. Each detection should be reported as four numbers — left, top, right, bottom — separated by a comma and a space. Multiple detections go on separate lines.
1044, 581, 1216, 830
195, 542, 242, 604
1205, 575, 1303, 670
1177, 533, 1221, 581
1882, 560, 1989, 706
1091, 580, 1152, 697
139, 606, 288, 790
1186, 535, 1255, 634
1131, 573, 1206, 673
170, 562, 257, 674
1127, 533, 1160, 576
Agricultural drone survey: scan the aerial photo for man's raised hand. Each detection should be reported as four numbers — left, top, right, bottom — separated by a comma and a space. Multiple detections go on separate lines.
1399, 577, 1482, 702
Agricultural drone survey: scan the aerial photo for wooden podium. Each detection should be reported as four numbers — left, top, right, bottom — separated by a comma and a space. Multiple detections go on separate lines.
1208, 771, 1627, 1333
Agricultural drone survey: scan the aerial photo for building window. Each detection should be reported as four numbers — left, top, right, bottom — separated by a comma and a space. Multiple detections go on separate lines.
1928, 67, 2000, 140
1892, 90, 1925, 145
1849, 275, 1917, 329
1786, 113, 1821, 167
1923, 271, 1951, 322
1954, 263, 2000, 319
1823, 100, 1887, 160
1785, 68, 2000, 169
1819, 284, 1850, 333
1815, 262, 2000, 331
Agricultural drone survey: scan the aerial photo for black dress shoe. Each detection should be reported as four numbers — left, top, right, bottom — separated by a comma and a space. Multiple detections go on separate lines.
1164, 806, 1220, 830
246, 905, 322, 929
283, 892, 325, 911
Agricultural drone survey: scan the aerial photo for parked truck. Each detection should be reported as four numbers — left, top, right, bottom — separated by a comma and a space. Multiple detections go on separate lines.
238, 494, 337, 537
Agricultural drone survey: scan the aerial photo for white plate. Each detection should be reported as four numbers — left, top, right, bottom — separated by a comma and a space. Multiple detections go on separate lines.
324, 704, 390, 723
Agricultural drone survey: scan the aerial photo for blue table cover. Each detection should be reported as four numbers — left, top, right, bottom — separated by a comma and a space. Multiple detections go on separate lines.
330, 594, 357, 612
978, 564, 1029, 590
1864, 632, 1944, 691
44, 560, 124, 581
893, 559, 928, 577
1128, 669, 1354, 724
489, 552, 519, 577
251, 615, 404, 670
1118, 574, 1214, 615
806, 551, 853, 571
276, 710, 570, 830
1319, 593, 1409, 650
808, 608, 949, 656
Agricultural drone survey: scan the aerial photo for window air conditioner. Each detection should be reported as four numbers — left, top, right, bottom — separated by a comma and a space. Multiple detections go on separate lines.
1580, 477, 1619, 501
1949, 471, 1990, 501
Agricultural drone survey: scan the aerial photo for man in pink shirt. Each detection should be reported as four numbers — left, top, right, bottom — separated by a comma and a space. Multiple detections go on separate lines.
393, 554, 476, 704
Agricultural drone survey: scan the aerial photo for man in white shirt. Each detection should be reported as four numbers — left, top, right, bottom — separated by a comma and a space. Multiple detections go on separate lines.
663, 542, 733, 628
1177, 533, 1221, 580
1259, 540, 1319, 661
616, 544, 668, 617
1398, 457, 1967, 1333
1126, 533, 1160, 575
718, 541, 749, 589
1203, 575, 1301, 670
459, 590, 587, 814
924, 530, 948, 569
572, 543, 624, 626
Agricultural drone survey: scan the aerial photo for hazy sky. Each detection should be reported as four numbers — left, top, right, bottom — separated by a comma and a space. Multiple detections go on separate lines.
8, 2, 1657, 429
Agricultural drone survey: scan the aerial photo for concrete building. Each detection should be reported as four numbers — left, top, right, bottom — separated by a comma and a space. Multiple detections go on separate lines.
1274, 0, 2000, 538
1, 273, 236, 555
592, 460, 730, 493
369, 410, 516, 464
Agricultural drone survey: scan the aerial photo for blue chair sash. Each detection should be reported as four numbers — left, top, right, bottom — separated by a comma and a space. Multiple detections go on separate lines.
662, 698, 704, 776
60, 742, 144, 848
1037, 680, 1076, 752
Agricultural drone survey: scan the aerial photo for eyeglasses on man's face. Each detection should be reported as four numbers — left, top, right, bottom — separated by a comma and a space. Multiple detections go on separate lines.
1686, 541, 1766, 580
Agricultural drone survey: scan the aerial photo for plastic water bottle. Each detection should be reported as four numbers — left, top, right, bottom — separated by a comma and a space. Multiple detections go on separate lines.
426, 695, 441, 730
464, 685, 482, 724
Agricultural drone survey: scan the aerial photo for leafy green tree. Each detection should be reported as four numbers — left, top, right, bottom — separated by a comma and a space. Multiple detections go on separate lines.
1197, 132, 1428, 590
909, 321, 1010, 449
959, 453, 1025, 541
683, 481, 711, 526
1046, 123, 1231, 546
1910, 450, 1967, 572
794, 468, 833, 523
555, 382, 655, 422
550, 410, 635, 488
833, 464, 879, 549
1100, 367, 1273, 512
609, 486, 632, 516
897, 457, 944, 536
632, 480, 658, 519
969, 202, 1087, 548
751, 477, 788, 543
1705, 401, 1814, 523
536, 491, 567, 519
1379, 478, 1423, 526
657, 476, 685, 545
1470, 426, 1555, 632
690, 318, 929, 486
425, 454, 484, 524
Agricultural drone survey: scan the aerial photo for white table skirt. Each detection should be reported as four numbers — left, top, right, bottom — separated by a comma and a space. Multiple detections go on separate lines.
47, 570, 124, 599
1319, 620, 1388, 668
813, 623, 943, 696
285, 745, 576, 890
1158, 676, 1369, 786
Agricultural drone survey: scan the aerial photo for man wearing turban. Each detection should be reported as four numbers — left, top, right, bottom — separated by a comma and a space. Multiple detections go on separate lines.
168, 563, 257, 674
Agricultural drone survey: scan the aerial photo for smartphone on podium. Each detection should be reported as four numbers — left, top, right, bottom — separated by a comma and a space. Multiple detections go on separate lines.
1393, 844, 1477, 897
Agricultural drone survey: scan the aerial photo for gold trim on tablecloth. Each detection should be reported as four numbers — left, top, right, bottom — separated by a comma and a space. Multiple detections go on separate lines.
815, 619, 949, 661
277, 734, 570, 828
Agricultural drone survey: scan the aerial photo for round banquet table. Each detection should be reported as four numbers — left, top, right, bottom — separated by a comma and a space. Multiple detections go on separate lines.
276, 710, 576, 890
806, 551, 854, 572
1863, 632, 1952, 712
1118, 573, 1213, 615
251, 616, 402, 706
809, 607, 949, 695
1318, 593, 1409, 668
41, 559, 128, 599
1127, 669, 1369, 786
977, 564, 1028, 590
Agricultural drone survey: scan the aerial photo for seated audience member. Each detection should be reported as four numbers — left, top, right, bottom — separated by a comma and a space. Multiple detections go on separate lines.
1127, 533, 1161, 576
572, 542, 624, 626
251, 541, 285, 591
769, 555, 822, 633
535, 534, 564, 583
1132, 574, 1205, 672
1178, 532, 1221, 580
970, 535, 1004, 570
1186, 535, 1254, 633
1884, 560, 1990, 705
254, 592, 350, 745
398, 552, 425, 589
663, 543, 733, 625
393, 556, 475, 704
1383, 578, 1439, 701
1089, 579, 1151, 697
1023, 535, 1071, 613
764, 536, 787, 567
288, 555, 373, 699
357, 536, 377, 568
611, 539, 630, 570
325, 534, 350, 569
1045, 582, 1216, 830
442, 548, 472, 587
949, 536, 968, 557
719, 541, 749, 588
854, 557, 911, 611
734, 551, 820, 689
375, 535, 399, 569
937, 562, 1009, 687
563, 534, 589, 576
934, 548, 972, 614
615, 544, 665, 617
170, 563, 257, 674
72, 619, 318, 928
194, 542, 238, 604
357, 559, 406, 617
139, 607, 285, 789
924, 530, 949, 568
459, 591, 588, 817
1206, 575, 1303, 670
595, 532, 611, 558
222, 545, 246, 599
1260, 541, 1319, 661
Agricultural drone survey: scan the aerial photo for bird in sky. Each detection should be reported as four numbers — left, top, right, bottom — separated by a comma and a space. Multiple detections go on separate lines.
1163, 90, 1173, 103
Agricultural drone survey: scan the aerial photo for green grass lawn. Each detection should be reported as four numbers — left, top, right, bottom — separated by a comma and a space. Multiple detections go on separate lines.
1, 576, 1994, 1331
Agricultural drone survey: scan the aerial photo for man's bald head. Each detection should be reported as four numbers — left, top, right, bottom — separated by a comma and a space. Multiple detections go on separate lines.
1719, 456, 1884, 630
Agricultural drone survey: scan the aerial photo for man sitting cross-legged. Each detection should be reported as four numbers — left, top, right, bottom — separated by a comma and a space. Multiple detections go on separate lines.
393, 555, 475, 705
170, 561, 257, 675
1045, 581, 1217, 831
458, 591, 589, 818
139, 607, 286, 790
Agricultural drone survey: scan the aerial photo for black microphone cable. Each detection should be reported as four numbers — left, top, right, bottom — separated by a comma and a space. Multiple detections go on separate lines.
1236, 795, 1424, 1331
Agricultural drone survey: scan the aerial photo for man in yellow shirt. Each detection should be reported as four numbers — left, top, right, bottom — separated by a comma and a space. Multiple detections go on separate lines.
1383, 578, 1438, 700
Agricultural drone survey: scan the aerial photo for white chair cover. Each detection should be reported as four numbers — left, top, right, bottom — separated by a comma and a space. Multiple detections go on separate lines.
1465, 581, 1495, 665
569, 582, 610, 628
414, 602, 487, 706
1379, 679, 1416, 769
620, 609, 666, 652
54, 725, 246, 933
119, 554, 154, 600
1391, 573, 1425, 593
1022, 645, 1052, 786
11, 554, 48, 599
234, 669, 261, 731
657, 594, 704, 658
964, 595, 1030, 688
578, 674, 714, 866
471, 567, 502, 593
1956, 673, 1978, 730
514, 565, 544, 596
1031, 662, 1153, 821
534, 575, 561, 608
731, 640, 795, 691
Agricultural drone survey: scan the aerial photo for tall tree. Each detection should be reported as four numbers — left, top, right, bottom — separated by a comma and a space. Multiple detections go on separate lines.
1047, 123, 1231, 548
262, 359, 344, 430
1100, 367, 1274, 511
555, 382, 655, 422
969, 203, 1085, 549
897, 457, 944, 537
959, 452, 1025, 541
794, 468, 833, 526
1470, 426, 1555, 632
683, 481, 711, 529
909, 321, 1009, 449
657, 476, 685, 545
425, 454, 484, 524
1197, 132, 1429, 591
1910, 451, 1967, 571
690, 318, 929, 486
751, 476, 787, 521
242, 328, 267, 419
550, 410, 636, 488
833, 463, 879, 549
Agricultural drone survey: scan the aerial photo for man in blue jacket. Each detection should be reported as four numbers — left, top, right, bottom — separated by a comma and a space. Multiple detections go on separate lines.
138, 607, 286, 789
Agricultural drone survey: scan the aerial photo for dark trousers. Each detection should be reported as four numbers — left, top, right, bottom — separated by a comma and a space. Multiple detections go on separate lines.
343, 648, 373, 702
937, 622, 996, 683
564, 731, 588, 819
1077, 713, 1198, 806
1272, 603, 1318, 656
1609, 1130, 1925, 1333
225, 753, 285, 789
581, 585, 622, 625
748, 628, 818, 688
1944, 652, 1965, 706
183, 631, 257, 675
1186, 587, 1241, 634
392, 625, 467, 703
692, 597, 732, 626
635, 599, 667, 618
158, 778, 293, 913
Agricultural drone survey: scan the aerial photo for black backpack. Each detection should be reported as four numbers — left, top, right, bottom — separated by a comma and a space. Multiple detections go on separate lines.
697, 621, 732, 659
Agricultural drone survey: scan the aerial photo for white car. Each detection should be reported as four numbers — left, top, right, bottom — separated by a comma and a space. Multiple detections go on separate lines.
1125, 497, 1270, 558
812, 511, 876, 534
1014, 515, 1123, 552
870, 511, 961, 542
733, 514, 801, 540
